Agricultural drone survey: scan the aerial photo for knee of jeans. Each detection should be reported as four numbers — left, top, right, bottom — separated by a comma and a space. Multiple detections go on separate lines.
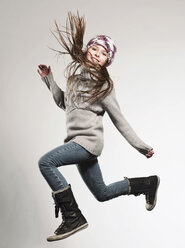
94, 190, 107, 202
38, 156, 49, 171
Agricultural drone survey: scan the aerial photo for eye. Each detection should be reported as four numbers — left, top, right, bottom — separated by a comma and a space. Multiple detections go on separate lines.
92, 47, 96, 51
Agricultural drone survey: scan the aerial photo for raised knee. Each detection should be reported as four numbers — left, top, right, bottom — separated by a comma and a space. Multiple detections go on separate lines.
38, 157, 48, 171
94, 193, 107, 202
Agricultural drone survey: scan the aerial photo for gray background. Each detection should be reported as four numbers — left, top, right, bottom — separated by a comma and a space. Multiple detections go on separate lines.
1, 0, 185, 247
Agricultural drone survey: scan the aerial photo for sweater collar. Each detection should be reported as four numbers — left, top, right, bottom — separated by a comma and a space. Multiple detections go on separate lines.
79, 65, 99, 81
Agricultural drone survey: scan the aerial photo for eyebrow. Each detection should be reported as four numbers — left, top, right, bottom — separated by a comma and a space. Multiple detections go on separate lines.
92, 45, 108, 54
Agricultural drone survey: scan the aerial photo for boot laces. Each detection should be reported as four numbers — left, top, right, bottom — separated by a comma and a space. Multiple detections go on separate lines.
53, 199, 66, 219
54, 201, 60, 218
54, 205, 66, 234
55, 219, 65, 234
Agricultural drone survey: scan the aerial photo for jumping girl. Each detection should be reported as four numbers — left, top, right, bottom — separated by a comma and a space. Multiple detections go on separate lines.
37, 12, 160, 242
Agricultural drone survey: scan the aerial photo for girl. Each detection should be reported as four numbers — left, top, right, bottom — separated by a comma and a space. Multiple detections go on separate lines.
37, 12, 160, 242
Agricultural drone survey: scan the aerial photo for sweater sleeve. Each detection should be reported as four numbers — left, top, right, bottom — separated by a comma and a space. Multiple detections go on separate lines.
101, 87, 153, 155
41, 73, 66, 111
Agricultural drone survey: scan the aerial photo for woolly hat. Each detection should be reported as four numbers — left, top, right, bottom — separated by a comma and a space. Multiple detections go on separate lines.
86, 35, 117, 67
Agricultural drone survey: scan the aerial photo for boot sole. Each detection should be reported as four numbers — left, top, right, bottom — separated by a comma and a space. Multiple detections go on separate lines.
47, 222, 88, 242
146, 176, 160, 211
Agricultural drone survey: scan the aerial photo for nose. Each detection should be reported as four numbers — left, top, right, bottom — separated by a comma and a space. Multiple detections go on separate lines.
94, 50, 100, 57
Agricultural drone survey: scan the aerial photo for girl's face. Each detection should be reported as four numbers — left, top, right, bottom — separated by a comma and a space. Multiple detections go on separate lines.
86, 45, 108, 67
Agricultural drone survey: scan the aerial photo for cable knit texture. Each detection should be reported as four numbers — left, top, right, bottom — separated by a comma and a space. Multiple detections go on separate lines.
41, 66, 153, 156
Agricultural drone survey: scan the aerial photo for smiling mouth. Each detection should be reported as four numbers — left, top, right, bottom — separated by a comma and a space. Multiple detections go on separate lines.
92, 57, 99, 63
88, 52, 100, 64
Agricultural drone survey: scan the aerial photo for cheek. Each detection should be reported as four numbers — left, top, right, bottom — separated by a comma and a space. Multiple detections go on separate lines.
86, 52, 91, 60
100, 59, 107, 66
87, 49, 94, 57
102, 56, 108, 65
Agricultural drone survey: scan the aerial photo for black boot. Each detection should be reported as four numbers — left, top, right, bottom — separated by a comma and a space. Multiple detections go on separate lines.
127, 175, 160, 211
47, 185, 88, 242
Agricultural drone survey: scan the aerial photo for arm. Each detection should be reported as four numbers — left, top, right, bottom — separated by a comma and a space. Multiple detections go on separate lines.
37, 64, 66, 110
101, 87, 153, 156
41, 73, 66, 111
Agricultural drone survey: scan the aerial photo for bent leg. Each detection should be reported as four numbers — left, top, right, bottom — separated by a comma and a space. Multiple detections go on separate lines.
38, 142, 97, 191
76, 158, 129, 202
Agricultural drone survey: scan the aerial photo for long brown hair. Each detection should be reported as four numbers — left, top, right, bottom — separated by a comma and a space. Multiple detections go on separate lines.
49, 11, 113, 103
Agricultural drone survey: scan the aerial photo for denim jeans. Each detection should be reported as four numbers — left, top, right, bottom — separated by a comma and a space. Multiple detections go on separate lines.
38, 141, 129, 202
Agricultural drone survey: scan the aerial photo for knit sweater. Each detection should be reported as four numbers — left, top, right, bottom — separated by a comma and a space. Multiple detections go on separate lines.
41, 66, 153, 156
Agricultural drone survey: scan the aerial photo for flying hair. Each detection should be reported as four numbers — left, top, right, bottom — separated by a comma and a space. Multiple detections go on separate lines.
49, 11, 113, 103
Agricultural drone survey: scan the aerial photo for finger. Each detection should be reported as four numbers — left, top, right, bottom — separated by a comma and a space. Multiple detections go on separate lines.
39, 65, 44, 70
39, 66, 47, 73
149, 150, 154, 155
37, 69, 41, 76
39, 64, 47, 69
146, 154, 151, 157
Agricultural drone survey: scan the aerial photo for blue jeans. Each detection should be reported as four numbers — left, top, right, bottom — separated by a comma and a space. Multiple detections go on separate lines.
38, 141, 129, 202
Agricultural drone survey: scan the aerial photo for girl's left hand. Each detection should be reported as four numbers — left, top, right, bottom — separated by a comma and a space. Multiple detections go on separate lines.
145, 149, 154, 159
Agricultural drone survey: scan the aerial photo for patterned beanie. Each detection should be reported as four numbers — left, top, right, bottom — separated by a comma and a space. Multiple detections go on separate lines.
86, 35, 117, 67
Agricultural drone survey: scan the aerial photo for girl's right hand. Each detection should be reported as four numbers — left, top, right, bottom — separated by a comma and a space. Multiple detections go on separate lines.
37, 64, 51, 77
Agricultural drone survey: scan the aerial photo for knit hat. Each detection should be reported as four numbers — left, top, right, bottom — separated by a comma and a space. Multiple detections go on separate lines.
86, 35, 117, 67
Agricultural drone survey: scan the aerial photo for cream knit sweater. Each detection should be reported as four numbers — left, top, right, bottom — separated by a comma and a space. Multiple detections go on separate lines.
41, 66, 153, 156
